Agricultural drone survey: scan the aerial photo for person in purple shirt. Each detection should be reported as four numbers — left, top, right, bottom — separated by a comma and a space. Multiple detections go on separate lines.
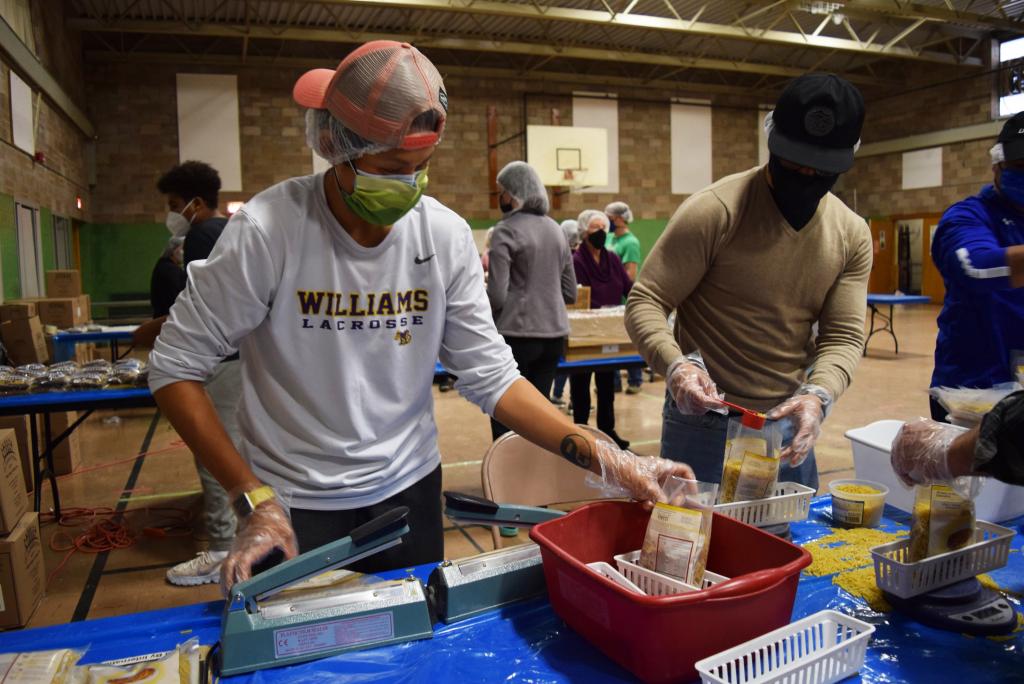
571, 209, 633, 449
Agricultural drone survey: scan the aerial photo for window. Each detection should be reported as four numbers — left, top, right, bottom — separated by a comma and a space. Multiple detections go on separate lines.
997, 36, 1024, 117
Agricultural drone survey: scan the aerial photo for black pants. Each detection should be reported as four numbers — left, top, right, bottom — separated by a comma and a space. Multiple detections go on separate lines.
491, 336, 565, 440
289, 465, 443, 575
570, 370, 616, 434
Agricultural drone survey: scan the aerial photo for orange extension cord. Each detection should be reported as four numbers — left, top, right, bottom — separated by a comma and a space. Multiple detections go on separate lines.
39, 440, 197, 587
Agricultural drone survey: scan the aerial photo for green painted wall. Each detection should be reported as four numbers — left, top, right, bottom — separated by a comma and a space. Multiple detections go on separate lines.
0, 195, 19, 300
79, 223, 166, 303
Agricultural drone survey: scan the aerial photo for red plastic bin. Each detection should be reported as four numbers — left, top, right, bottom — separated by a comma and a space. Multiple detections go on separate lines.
529, 501, 812, 684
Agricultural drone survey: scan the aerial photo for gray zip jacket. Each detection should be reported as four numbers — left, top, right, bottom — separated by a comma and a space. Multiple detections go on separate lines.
486, 210, 576, 338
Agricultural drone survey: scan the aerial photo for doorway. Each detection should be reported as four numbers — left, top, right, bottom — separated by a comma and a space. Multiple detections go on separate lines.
15, 202, 43, 298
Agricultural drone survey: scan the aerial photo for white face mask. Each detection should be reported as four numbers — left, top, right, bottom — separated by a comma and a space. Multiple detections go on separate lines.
165, 198, 198, 237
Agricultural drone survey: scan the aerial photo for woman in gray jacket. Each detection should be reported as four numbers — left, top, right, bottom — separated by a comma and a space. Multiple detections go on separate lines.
487, 161, 577, 439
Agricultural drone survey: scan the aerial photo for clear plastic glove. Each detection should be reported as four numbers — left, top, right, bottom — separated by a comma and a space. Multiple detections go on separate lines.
591, 438, 697, 504
220, 497, 299, 595
890, 419, 960, 487
667, 360, 726, 415
767, 393, 826, 467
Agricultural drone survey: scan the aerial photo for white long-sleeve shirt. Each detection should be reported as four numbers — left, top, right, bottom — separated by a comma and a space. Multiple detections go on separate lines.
149, 174, 520, 510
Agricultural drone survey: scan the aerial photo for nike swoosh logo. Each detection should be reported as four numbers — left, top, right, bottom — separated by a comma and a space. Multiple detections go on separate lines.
414, 254, 435, 264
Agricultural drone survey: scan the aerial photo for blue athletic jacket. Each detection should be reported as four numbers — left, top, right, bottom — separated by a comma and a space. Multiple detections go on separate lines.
932, 185, 1024, 389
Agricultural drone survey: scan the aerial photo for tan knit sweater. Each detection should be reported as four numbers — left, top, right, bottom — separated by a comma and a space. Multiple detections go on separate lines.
625, 166, 872, 412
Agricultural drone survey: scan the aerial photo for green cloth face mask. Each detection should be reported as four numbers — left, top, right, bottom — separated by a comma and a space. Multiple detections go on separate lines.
335, 164, 428, 226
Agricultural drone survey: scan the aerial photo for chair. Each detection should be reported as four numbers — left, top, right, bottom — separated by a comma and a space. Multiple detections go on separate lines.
480, 425, 616, 549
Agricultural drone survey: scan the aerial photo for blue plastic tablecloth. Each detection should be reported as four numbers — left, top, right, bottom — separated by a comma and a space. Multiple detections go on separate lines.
0, 387, 154, 414
2, 498, 1021, 683
866, 294, 932, 305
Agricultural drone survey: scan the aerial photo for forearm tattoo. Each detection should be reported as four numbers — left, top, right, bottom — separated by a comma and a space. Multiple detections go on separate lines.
560, 433, 592, 469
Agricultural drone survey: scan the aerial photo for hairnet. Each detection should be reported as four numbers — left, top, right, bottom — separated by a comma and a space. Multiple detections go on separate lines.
305, 107, 444, 165
604, 201, 633, 223
560, 219, 580, 248
497, 161, 549, 215
577, 209, 609, 232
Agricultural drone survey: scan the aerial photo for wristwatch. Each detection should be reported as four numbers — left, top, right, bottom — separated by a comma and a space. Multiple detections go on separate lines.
232, 484, 276, 518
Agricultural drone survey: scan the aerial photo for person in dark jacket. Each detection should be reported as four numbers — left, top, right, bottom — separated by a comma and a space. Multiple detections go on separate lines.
570, 209, 632, 450
487, 161, 577, 439
930, 113, 1024, 421
150, 236, 185, 318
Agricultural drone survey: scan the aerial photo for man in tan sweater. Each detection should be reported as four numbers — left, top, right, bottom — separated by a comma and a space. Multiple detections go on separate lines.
625, 73, 872, 494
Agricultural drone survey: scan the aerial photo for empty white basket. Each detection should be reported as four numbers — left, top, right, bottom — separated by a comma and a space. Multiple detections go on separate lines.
695, 610, 875, 684
871, 520, 1014, 599
586, 561, 643, 594
613, 550, 729, 596
714, 482, 815, 527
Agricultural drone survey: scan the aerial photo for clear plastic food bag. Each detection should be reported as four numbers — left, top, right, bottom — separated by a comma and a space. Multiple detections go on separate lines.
718, 413, 782, 504
929, 385, 1021, 427
0, 648, 82, 683
73, 639, 199, 684
639, 478, 717, 586
908, 480, 979, 562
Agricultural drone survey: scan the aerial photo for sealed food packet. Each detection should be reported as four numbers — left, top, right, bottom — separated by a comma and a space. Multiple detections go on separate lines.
0, 649, 82, 683
639, 478, 717, 587
718, 411, 782, 504
72, 639, 199, 684
908, 482, 978, 562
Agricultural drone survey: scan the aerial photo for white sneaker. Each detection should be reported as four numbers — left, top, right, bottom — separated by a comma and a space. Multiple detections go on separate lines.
166, 550, 229, 586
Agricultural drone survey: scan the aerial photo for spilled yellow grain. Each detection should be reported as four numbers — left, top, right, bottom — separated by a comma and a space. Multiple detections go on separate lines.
804, 527, 907, 578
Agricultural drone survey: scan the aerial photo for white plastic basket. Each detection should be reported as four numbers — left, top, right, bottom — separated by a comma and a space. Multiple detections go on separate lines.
870, 520, 1014, 599
695, 610, 874, 684
714, 482, 815, 527
586, 561, 643, 594
612, 550, 729, 596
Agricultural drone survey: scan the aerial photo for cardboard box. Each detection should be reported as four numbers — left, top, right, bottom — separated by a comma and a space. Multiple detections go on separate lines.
0, 317, 47, 365
0, 513, 44, 630
566, 285, 591, 311
35, 295, 89, 330
0, 301, 37, 322
0, 417, 32, 493
0, 430, 27, 535
43, 412, 80, 476
567, 305, 629, 340
45, 269, 82, 297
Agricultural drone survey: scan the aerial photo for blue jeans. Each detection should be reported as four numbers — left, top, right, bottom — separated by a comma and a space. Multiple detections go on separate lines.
659, 392, 819, 491
613, 367, 643, 390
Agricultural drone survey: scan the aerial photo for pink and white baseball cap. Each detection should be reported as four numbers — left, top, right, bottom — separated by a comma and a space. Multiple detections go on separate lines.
293, 41, 447, 150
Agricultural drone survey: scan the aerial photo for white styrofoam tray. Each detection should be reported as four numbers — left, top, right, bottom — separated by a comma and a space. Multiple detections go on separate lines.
844, 419, 1024, 522
695, 610, 874, 684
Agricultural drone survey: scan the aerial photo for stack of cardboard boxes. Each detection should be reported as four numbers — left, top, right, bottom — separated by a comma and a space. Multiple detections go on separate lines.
0, 302, 47, 366
0, 269, 93, 365
0, 429, 45, 629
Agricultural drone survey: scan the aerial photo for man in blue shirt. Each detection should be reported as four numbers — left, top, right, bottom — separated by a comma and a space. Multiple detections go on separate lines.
930, 113, 1024, 420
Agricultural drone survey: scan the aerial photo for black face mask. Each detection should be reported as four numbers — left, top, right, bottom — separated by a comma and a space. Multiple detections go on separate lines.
588, 230, 607, 249
768, 155, 838, 230
499, 199, 514, 214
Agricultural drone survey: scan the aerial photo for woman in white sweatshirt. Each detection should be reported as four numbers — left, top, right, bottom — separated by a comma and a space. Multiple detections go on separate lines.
149, 40, 694, 589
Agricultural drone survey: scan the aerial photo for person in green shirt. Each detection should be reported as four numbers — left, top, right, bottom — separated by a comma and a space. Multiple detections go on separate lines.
606, 201, 644, 394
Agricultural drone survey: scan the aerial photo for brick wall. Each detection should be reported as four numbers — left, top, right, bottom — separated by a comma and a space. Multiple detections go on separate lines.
0, 1, 91, 220
83, 60, 767, 224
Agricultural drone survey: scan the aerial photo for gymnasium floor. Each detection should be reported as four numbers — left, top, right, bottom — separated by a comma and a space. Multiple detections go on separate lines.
24, 304, 941, 629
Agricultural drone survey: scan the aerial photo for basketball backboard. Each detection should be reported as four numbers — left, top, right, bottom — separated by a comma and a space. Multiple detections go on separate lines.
526, 125, 608, 189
